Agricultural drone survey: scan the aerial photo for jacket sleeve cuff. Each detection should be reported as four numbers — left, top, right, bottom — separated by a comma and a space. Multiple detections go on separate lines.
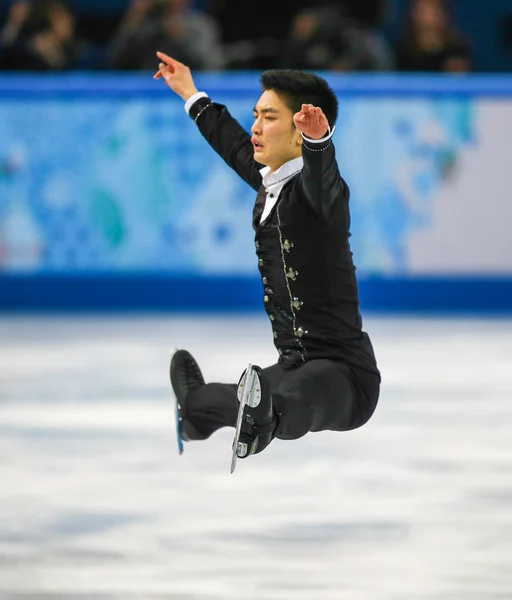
302, 125, 336, 146
184, 91, 209, 114
186, 95, 214, 123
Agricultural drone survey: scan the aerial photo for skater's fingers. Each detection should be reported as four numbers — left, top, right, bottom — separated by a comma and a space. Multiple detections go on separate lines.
302, 104, 322, 118
156, 51, 180, 71
158, 66, 177, 87
153, 64, 165, 79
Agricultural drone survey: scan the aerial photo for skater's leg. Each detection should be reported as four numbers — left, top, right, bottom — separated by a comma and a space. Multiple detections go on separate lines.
184, 363, 285, 439
182, 382, 238, 439
230, 359, 378, 461
273, 360, 371, 440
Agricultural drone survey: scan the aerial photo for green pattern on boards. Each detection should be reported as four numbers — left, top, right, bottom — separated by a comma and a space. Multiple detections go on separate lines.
89, 189, 125, 249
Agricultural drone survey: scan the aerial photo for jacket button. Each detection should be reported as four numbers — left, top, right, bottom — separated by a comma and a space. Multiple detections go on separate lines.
283, 240, 294, 252
286, 268, 298, 281
273, 331, 278, 339
259, 259, 264, 267
296, 327, 307, 338
292, 297, 303, 310
264, 295, 269, 303
269, 314, 275, 321
262, 277, 267, 285
255, 241, 260, 249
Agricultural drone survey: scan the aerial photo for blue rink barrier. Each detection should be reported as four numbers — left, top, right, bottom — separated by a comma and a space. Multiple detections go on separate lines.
2, 275, 512, 314
1, 72, 512, 96
1, 73, 512, 313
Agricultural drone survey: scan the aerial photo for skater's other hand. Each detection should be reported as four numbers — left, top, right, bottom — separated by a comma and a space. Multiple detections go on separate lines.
293, 104, 330, 140
154, 51, 198, 102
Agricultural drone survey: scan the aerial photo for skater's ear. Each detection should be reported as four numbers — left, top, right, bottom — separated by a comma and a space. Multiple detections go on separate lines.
293, 125, 304, 148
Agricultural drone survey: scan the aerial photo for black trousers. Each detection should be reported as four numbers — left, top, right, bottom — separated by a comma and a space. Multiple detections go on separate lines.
181, 359, 379, 441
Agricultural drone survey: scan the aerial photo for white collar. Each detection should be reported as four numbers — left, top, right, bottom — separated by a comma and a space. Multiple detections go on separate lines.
259, 156, 304, 190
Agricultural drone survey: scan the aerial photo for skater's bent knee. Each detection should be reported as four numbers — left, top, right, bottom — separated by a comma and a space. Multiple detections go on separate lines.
350, 397, 379, 430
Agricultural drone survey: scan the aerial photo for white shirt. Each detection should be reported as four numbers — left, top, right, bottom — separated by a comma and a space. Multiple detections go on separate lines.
185, 92, 336, 224
259, 158, 303, 223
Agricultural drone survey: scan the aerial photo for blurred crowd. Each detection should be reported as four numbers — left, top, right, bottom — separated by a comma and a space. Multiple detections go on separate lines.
0, 0, 484, 73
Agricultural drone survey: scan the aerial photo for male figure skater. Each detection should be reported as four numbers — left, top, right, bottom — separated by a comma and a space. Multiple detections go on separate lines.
154, 51, 380, 464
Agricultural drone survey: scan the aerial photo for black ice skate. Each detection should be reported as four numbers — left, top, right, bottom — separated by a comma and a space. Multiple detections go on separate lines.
231, 365, 276, 473
169, 349, 206, 453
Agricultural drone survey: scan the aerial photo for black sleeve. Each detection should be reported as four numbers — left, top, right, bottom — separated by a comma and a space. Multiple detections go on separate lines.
297, 135, 348, 221
189, 96, 262, 192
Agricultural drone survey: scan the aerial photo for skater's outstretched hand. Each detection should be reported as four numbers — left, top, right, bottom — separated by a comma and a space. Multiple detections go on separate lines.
293, 104, 330, 140
153, 51, 198, 102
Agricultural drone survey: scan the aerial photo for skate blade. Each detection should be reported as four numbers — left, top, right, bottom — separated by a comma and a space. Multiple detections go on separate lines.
230, 364, 260, 473
169, 348, 184, 456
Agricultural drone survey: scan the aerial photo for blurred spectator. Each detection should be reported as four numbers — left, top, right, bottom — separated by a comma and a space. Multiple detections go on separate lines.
107, 0, 223, 71
280, 2, 394, 72
0, 0, 80, 70
395, 0, 472, 73
206, 0, 311, 47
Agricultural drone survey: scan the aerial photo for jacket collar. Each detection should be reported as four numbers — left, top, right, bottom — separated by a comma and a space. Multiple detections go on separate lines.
259, 156, 303, 190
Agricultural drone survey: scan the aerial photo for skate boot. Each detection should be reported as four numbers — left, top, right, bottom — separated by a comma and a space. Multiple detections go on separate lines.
169, 349, 207, 444
231, 364, 276, 473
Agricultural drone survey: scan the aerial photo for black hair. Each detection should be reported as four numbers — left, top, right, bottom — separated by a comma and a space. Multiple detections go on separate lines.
260, 70, 339, 129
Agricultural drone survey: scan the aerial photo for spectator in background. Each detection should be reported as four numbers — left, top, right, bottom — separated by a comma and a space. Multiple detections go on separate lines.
0, 0, 80, 70
280, 2, 394, 72
395, 0, 471, 73
107, 0, 223, 71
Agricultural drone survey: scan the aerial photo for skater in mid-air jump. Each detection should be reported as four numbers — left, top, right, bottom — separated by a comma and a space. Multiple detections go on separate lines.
154, 51, 381, 470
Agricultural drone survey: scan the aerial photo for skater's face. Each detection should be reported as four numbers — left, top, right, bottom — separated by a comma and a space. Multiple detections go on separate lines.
251, 90, 303, 172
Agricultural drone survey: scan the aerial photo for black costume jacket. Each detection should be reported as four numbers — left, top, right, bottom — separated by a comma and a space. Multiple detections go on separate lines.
188, 96, 381, 398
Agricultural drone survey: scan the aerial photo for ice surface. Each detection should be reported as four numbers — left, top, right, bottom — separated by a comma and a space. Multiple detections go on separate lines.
1, 315, 512, 599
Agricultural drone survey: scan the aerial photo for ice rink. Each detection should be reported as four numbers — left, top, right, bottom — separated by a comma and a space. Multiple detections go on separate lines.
1, 314, 512, 600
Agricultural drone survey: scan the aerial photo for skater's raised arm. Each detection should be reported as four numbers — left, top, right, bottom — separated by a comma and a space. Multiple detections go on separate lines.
293, 103, 347, 222
154, 52, 262, 191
